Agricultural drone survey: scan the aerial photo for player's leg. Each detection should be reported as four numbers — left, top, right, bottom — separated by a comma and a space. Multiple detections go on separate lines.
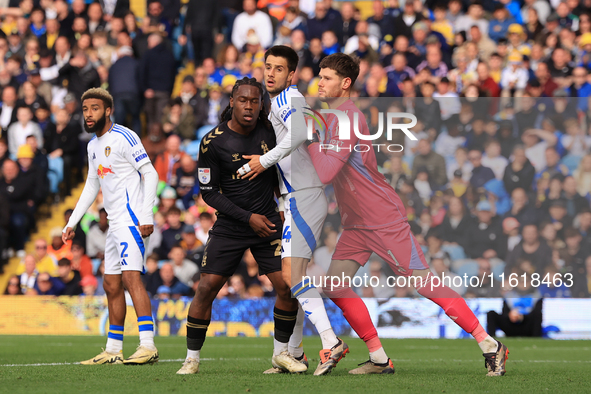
284, 190, 343, 368
177, 272, 229, 374
379, 225, 508, 376
265, 270, 306, 373
178, 233, 243, 375
80, 232, 125, 365
324, 257, 393, 375
253, 231, 306, 374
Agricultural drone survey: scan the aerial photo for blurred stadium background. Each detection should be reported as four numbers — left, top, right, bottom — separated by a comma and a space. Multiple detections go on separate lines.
1, 0, 591, 389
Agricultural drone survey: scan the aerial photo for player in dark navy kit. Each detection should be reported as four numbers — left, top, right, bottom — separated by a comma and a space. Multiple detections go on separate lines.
177, 78, 305, 375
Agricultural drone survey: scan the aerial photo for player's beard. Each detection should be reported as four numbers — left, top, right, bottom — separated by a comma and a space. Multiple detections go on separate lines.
266, 78, 288, 97
84, 112, 107, 134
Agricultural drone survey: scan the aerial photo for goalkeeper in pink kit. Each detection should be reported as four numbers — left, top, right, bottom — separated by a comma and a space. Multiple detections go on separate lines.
305, 53, 509, 376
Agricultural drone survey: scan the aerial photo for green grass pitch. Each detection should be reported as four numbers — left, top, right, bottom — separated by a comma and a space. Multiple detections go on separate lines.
1, 336, 590, 393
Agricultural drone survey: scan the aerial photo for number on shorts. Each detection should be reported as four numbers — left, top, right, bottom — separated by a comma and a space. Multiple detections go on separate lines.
120, 242, 129, 258
282, 225, 291, 242
271, 239, 282, 256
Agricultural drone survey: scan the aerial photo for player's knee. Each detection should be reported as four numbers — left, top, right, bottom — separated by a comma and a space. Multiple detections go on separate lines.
103, 277, 123, 296
121, 271, 142, 290
274, 281, 292, 301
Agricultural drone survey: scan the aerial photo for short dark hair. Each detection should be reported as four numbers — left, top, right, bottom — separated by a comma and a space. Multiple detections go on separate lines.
58, 258, 72, 267
81, 87, 114, 110
199, 212, 213, 221
264, 45, 299, 73
167, 206, 181, 216
320, 53, 360, 86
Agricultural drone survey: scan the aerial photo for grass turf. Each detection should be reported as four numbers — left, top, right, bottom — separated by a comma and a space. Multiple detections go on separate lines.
1, 336, 590, 393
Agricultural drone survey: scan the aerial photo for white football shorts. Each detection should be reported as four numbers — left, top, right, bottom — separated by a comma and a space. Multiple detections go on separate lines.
104, 226, 149, 275
281, 187, 327, 260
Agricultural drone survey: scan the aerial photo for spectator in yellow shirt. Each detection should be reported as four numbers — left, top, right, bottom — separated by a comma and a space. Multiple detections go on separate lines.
16, 239, 58, 276
431, 5, 455, 46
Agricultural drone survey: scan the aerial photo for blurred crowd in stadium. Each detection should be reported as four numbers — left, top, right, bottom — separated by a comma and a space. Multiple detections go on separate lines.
2, 0, 591, 299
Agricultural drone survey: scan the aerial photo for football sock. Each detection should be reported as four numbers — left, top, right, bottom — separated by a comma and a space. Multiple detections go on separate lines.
415, 273, 479, 334
186, 316, 210, 356
369, 347, 388, 364
291, 279, 338, 349
137, 316, 155, 349
472, 324, 498, 353
288, 306, 305, 358
186, 349, 200, 362
273, 307, 298, 356
325, 285, 382, 352
106, 324, 124, 353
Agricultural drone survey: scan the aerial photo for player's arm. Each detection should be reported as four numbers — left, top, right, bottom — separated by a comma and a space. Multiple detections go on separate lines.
62, 160, 100, 242
240, 99, 308, 180
138, 162, 158, 237
199, 140, 276, 237
306, 121, 356, 184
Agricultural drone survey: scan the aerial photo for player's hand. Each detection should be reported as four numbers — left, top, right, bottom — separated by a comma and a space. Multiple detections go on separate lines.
62, 227, 75, 243
139, 224, 154, 237
238, 155, 264, 180
249, 213, 276, 237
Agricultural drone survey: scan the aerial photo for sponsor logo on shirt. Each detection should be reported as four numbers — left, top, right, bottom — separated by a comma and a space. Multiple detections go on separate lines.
198, 168, 211, 184
97, 164, 115, 178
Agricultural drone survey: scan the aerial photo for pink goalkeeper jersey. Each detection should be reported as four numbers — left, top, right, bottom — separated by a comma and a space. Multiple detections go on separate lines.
308, 99, 407, 230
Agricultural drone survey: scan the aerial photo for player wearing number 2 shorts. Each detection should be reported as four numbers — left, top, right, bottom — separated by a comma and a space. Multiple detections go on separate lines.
63, 88, 159, 365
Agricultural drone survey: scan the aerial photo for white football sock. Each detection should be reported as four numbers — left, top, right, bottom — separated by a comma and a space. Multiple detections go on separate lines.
369, 347, 388, 364
187, 349, 200, 361
273, 339, 289, 356
139, 330, 156, 349
288, 306, 305, 358
106, 337, 123, 354
478, 336, 498, 354
294, 286, 338, 349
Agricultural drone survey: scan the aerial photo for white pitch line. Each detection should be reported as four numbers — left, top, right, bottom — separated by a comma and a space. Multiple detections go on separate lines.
2, 358, 591, 367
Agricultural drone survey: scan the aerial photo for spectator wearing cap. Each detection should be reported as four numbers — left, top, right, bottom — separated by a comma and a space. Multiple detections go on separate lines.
179, 223, 204, 266
501, 52, 528, 99
507, 24, 531, 57
16, 144, 46, 206
231, 0, 273, 49
489, 5, 516, 43
27, 66, 52, 110
80, 275, 98, 296
154, 134, 188, 185
139, 33, 176, 128
7, 106, 43, 158
466, 200, 506, 259
86, 208, 108, 260
468, 149, 496, 190
56, 257, 82, 296
161, 97, 196, 141
33, 272, 65, 296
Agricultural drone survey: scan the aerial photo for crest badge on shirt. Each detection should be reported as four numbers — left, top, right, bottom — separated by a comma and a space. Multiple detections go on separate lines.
105, 146, 111, 157
198, 168, 211, 184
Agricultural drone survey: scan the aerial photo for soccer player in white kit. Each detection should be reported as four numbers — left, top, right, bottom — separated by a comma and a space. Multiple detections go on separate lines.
63, 88, 159, 365
238, 46, 348, 375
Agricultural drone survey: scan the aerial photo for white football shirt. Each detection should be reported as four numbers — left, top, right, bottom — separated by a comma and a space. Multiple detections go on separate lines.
261, 85, 323, 195
87, 123, 151, 230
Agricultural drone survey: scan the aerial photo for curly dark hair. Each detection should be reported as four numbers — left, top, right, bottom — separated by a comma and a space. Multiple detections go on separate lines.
220, 77, 271, 129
